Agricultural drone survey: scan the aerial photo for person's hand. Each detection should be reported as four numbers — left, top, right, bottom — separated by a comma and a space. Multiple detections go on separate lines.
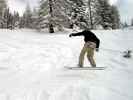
96, 48, 99, 52
69, 34, 73, 37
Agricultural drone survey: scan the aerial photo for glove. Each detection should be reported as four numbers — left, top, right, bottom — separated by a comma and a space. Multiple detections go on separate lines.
69, 33, 74, 37
96, 48, 99, 52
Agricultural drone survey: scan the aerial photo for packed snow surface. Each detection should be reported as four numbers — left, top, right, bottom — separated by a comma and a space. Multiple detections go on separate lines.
0, 29, 133, 100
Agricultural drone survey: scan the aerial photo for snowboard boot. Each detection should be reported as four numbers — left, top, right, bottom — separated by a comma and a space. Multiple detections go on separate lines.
92, 64, 96, 67
78, 64, 83, 68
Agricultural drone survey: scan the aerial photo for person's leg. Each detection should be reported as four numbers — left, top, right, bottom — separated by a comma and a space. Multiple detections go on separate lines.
78, 45, 87, 67
87, 48, 96, 67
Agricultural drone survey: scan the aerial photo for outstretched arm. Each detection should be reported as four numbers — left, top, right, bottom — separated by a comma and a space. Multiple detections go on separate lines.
69, 31, 84, 37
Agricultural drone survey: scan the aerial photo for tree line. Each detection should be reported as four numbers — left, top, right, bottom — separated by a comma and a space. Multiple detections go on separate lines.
0, 0, 132, 33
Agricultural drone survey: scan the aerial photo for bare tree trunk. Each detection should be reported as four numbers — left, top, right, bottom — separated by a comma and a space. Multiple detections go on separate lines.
49, 0, 54, 33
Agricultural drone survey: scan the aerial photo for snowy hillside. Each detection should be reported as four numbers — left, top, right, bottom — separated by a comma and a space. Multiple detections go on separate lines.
0, 29, 133, 100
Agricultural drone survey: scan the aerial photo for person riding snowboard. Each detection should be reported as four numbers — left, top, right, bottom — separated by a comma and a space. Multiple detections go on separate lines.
69, 30, 100, 67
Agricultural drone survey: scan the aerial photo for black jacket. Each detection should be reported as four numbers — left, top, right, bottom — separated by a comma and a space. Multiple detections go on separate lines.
70, 30, 100, 48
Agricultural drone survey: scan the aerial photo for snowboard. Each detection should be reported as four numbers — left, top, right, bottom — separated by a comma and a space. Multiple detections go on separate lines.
64, 66, 106, 70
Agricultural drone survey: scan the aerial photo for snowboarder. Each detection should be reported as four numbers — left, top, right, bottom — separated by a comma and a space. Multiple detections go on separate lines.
69, 30, 100, 67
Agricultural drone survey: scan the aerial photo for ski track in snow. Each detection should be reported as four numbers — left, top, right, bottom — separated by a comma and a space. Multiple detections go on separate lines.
0, 29, 133, 100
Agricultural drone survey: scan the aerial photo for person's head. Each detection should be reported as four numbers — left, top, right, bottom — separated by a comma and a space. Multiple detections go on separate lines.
83, 27, 92, 32
84, 27, 91, 31
82, 29, 91, 33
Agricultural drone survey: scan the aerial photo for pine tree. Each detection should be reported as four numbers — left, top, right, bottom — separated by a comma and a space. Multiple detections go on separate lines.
19, 17, 25, 28
36, 0, 121, 31
36, 0, 52, 32
31, 8, 39, 29
13, 11, 20, 28
37, 0, 71, 32
52, 0, 72, 31
0, 0, 7, 28
3, 8, 14, 29
86, 0, 101, 29
110, 5, 120, 29
0, 0, 15, 29
68, 0, 87, 29
0, 0, 6, 16
97, 0, 112, 29
23, 4, 33, 28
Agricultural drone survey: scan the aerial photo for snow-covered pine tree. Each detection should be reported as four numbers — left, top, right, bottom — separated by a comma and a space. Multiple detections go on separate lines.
36, 0, 53, 32
97, 0, 112, 29
30, 8, 39, 29
0, 0, 7, 28
23, 4, 33, 28
0, 0, 6, 16
3, 8, 14, 29
85, 0, 101, 29
19, 16, 25, 28
0, 0, 19, 29
110, 5, 120, 29
52, 0, 72, 31
68, 0, 87, 29
13, 11, 20, 29
37, 0, 71, 32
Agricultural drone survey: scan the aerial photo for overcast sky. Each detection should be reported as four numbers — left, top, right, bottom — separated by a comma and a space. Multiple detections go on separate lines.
7, 0, 133, 24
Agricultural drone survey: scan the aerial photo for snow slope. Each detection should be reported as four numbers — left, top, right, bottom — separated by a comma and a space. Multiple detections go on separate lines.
0, 29, 133, 100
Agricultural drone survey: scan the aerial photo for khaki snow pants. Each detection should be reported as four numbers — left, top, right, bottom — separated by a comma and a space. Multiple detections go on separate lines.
79, 42, 96, 67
